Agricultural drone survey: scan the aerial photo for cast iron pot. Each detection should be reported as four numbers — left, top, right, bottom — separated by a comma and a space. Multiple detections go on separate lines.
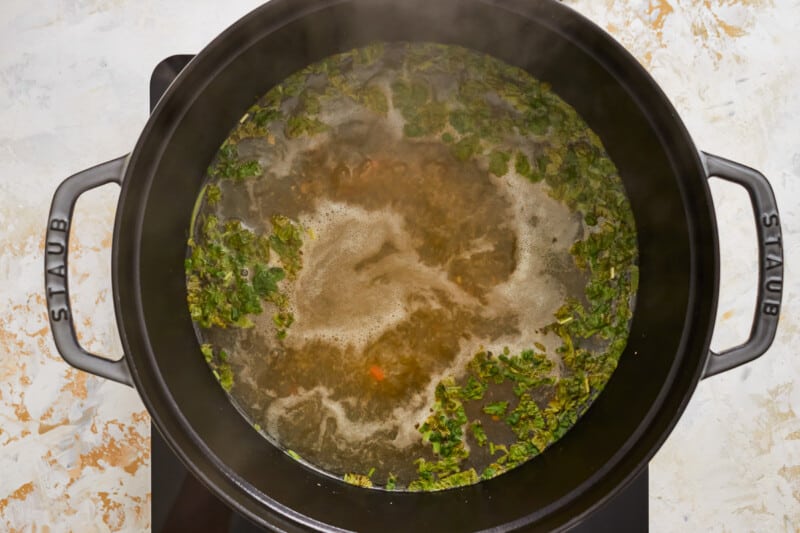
44, 0, 784, 530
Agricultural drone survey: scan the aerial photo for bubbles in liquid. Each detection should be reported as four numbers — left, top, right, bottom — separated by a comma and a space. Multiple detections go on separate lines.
195, 42, 633, 488
286, 201, 479, 352
205, 127, 584, 481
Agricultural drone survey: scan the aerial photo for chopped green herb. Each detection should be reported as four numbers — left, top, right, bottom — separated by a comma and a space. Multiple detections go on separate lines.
488, 442, 507, 457
356, 42, 385, 65
251, 105, 282, 128
285, 115, 328, 138
231, 104, 280, 142
470, 421, 488, 447
461, 376, 487, 400
482, 401, 509, 416
343, 472, 373, 488
269, 215, 304, 278
413, 101, 448, 136
186, 212, 302, 335
209, 143, 261, 181
391, 80, 429, 112
358, 85, 389, 115
273, 311, 294, 340
515, 152, 540, 182
253, 265, 285, 298
481, 464, 500, 481
488, 150, 511, 176
186, 216, 269, 329
451, 135, 481, 162
298, 91, 322, 115
205, 183, 222, 206
199, 344, 234, 391
200, 343, 213, 363
448, 109, 474, 134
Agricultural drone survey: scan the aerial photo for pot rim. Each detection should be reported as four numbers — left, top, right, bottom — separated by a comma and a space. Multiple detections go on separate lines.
112, 0, 718, 530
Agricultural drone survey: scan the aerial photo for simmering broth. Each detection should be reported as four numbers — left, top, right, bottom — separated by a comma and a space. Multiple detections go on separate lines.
185, 43, 638, 491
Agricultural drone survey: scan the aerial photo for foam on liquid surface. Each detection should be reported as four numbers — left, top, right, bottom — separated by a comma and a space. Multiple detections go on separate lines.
199, 44, 596, 483
205, 127, 583, 480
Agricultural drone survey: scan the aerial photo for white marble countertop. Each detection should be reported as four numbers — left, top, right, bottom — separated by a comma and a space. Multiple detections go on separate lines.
1, 0, 798, 531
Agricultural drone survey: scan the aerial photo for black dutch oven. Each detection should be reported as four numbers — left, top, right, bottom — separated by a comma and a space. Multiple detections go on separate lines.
44, 0, 784, 531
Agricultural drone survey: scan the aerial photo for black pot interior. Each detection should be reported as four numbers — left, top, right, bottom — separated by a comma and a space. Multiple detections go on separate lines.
117, 0, 715, 530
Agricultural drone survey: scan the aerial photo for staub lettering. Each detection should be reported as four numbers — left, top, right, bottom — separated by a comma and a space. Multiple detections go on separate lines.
765, 254, 783, 271
758, 209, 782, 321
46, 285, 68, 322
766, 278, 782, 293
47, 241, 65, 255
50, 218, 68, 232
46, 218, 70, 325
50, 308, 69, 322
762, 213, 779, 228
47, 265, 66, 278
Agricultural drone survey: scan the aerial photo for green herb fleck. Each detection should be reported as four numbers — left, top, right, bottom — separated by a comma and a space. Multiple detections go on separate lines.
253, 265, 285, 298
391, 80, 429, 112
343, 472, 374, 488
273, 311, 295, 340
448, 109, 474, 134
200, 344, 234, 391
488, 150, 511, 176
209, 143, 261, 181
186, 213, 302, 336
285, 115, 328, 138
461, 376, 487, 400
451, 135, 481, 162
269, 215, 304, 278
482, 401, 509, 416
515, 152, 541, 182
356, 42, 385, 65
469, 421, 488, 447
358, 85, 389, 115
200, 343, 213, 363
186, 216, 270, 329
205, 183, 222, 206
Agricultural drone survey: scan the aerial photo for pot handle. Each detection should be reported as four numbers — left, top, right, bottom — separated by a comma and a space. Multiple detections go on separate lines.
702, 152, 783, 378
45, 156, 133, 387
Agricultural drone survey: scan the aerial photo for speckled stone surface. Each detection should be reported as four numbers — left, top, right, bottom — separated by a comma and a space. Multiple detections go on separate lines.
1, 0, 797, 531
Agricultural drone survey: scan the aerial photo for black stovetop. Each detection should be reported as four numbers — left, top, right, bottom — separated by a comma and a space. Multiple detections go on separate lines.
148, 55, 648, 533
